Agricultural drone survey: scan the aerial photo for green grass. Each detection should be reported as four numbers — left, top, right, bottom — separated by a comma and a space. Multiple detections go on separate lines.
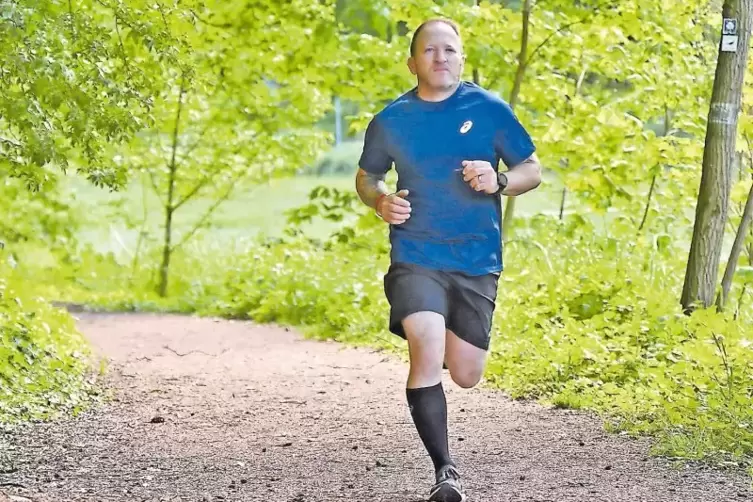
62, 173, 360, 256
61, 165, 565, 258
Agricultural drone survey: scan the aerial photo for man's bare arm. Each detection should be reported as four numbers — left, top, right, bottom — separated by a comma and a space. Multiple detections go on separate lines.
355, 168, 411, 224
355, 168, 389, 209
502, 153, 542, 196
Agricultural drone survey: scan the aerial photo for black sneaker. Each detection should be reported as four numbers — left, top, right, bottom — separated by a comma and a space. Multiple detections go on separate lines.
428, 464, 466, 502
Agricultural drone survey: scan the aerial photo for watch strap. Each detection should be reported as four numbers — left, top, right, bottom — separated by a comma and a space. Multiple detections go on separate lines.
495, 172, 508, 194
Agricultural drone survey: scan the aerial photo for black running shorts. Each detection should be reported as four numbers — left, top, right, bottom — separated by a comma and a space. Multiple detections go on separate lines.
383, 261, 500, 351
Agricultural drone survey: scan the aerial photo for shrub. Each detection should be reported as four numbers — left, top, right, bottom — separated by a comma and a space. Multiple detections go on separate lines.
0, 250, 102, 424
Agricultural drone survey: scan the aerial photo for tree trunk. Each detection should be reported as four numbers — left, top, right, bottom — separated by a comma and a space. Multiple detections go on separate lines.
158, 76, 187, 298
159, 207, 174, 297
717, 179, 753, 309
472, 0, 482, 86
681, 0, 753, 312
502, 0, 532, 241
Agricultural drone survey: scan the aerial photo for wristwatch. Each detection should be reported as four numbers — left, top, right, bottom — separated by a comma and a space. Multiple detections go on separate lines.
495, 171, 508, 194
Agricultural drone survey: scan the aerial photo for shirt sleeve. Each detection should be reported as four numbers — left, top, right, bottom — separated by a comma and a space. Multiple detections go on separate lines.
493, 101, 536, 168
358, 116, 393, 175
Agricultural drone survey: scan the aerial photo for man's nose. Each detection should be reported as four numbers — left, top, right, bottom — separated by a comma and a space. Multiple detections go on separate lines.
434, 50, 448, 62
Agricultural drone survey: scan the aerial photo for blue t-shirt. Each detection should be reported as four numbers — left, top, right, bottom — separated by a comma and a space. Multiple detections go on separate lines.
359, 81, 536, 276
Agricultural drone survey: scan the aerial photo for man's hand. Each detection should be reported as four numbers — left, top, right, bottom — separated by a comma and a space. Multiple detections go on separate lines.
377, 189, 411, 224
462, 160, 498, 194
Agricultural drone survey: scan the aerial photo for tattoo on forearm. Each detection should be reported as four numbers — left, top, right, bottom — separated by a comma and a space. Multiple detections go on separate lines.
356, 169, 389, 209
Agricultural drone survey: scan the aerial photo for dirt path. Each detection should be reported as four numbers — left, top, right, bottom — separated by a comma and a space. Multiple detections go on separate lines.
1, 312, 751, 502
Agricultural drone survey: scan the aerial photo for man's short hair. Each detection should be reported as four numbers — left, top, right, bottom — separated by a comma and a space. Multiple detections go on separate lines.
409, 18, 461, 56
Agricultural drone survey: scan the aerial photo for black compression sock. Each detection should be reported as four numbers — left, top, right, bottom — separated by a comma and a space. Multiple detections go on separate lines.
406, 382, 453, 472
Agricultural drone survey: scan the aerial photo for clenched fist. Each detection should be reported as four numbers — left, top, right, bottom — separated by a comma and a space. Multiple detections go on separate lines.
376, 189, 411, 224
462, 160, 499, 194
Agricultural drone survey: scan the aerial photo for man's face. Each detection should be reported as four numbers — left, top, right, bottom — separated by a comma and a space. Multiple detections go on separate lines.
408, 22, 465, 91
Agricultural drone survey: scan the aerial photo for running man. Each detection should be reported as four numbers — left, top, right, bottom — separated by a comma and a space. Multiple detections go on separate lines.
355, 17, 542, 502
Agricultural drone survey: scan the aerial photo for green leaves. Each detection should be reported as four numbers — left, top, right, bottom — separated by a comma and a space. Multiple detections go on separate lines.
0, 174, 80, 254
0, 0, 184, 191
0, 250, 101, 423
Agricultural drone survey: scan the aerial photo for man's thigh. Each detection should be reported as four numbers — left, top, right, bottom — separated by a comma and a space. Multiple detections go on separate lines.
445, 328, 487, 367
443, 272, 499, 386
384, 262, 450, 341
445, 271, 500, 352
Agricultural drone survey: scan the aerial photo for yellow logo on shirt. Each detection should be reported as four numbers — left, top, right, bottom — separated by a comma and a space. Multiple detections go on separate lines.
459, 120, 473, 134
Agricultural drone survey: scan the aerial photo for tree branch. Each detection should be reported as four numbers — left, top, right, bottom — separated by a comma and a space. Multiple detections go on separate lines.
114, 16, 131, 77
172, 171, 216, 211
67, 0, 76, 41
525, 1, 617, 67
639, 103, 670, 232
188, 8, 233, 29
735, 284, 748, 320
171, 176, 255, 253
0, 136, 22, 148
155, 1, 171, 31
472, 47, 507, 90
717, 137, 753, 310
147, 169, 166, 208
129, 172, 151, 285
92, 0, 137, 30
167, 76, 188, 199
177, 120, 215, 164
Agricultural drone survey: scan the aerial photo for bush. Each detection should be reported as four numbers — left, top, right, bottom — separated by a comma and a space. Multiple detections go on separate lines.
0, 250, 102, 424
0, 176, 80, 251
486, 216, 753, 466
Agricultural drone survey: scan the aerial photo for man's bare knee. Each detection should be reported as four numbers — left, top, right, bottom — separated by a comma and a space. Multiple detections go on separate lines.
450, 369, 483, 389
444, 329, 487, 389
403, 312, 445, 340
402, 312, 446, 387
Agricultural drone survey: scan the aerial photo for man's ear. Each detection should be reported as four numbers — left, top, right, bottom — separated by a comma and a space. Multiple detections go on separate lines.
407, 56, 417, 75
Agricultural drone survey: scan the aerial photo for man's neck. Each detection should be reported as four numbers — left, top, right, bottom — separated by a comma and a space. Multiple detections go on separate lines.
416, 81, 460, 102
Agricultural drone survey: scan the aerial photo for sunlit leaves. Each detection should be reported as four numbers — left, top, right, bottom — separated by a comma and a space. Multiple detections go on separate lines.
0, 255, 101, 423
0, 0, 184, 190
